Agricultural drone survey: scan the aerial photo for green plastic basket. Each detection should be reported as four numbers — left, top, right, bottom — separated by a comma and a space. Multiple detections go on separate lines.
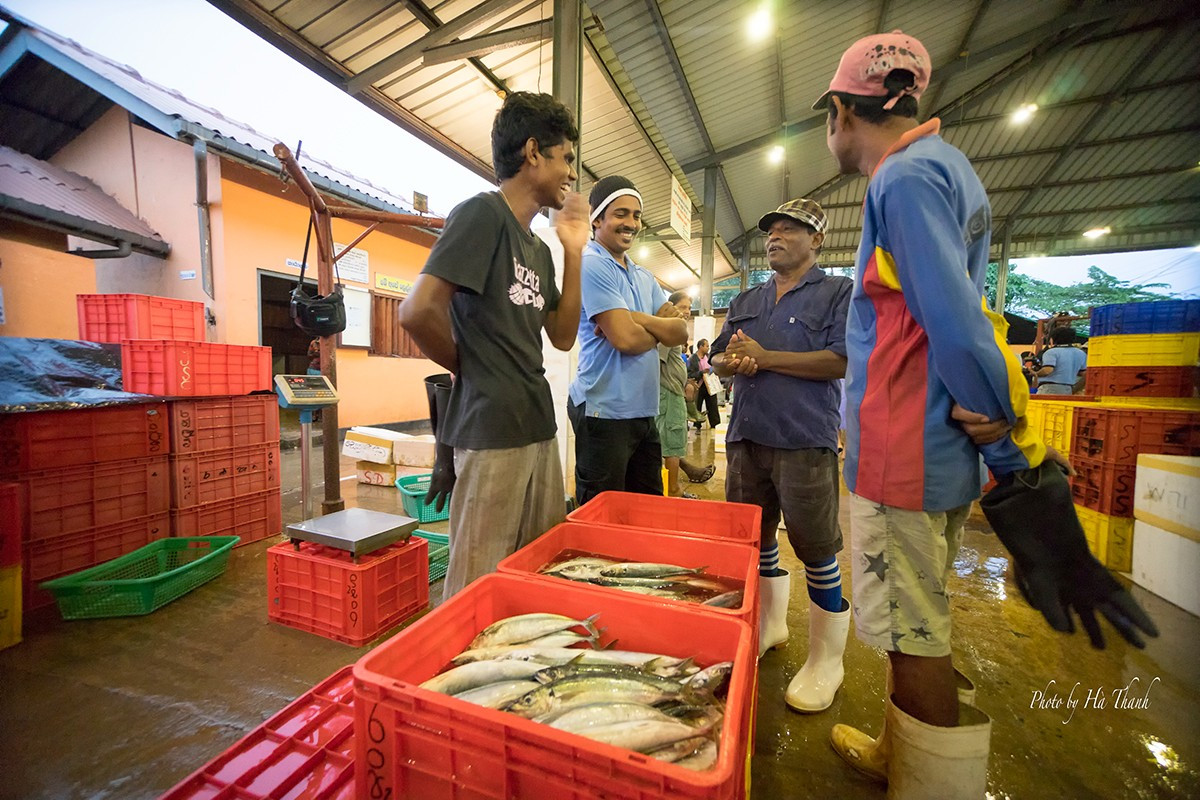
412, 530, 449, 583
40, 536, 240, 620
395, 474, 451, 523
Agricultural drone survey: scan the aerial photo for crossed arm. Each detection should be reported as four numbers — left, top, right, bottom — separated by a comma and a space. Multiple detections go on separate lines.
595, 302, 688, 354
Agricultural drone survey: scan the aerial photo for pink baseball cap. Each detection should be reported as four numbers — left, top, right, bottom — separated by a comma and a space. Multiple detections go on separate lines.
812, 30, 931, 110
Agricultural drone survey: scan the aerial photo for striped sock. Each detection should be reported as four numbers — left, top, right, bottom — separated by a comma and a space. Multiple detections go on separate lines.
759, 544, 780, 576
804, 557, 843, 612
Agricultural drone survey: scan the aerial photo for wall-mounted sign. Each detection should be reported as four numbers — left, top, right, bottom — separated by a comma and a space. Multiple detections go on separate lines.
413, 191, 428, 213
669, 175, 692, 244
339, 285, 371, 348
332, 243, 370, 284
179, 270, 196, 280
374, 273, 413, 294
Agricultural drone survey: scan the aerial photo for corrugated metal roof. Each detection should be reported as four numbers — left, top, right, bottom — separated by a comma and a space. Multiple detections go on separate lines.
198, 0, 1199, 280
0, 143, 167, 253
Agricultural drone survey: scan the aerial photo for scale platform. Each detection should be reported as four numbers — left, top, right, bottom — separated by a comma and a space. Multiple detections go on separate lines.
286, 508, 419, 559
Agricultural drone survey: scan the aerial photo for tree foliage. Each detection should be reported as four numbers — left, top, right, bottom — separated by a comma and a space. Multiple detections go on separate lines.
985, 263, 1172, 318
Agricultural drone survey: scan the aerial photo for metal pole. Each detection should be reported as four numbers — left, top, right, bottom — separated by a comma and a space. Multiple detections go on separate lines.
701, 166, 717, 316
552, 0, 582, 189
739, 245, 750, 292
994, 222, 1012, 314
300, 415, 313, 520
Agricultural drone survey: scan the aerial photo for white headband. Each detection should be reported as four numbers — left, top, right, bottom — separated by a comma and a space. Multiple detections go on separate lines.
589, 188, 643, 224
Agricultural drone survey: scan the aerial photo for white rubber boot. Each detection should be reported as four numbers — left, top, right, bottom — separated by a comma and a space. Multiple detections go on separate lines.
832, 667, 976, 782
758, 570, 790, 657
785, 599, 850, 713
886, 696, 991, 800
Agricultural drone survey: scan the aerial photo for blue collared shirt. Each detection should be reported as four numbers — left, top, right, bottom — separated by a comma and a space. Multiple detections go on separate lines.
711, 267, 852, 450
569, 240, 667, 419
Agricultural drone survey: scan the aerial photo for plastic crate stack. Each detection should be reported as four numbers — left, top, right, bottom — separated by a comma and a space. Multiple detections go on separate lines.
76, 293, 283, 548
1, 482, 22, 649
1068, 300, 1200, 571
0, 403, 172, 614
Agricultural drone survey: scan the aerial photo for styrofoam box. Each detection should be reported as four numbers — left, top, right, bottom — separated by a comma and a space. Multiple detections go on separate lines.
341, 427, 406, 464
356, 461, 397, 485
1134, 454, 1200, 539
392, 434, 436, 468
1131, 519, 1200, 616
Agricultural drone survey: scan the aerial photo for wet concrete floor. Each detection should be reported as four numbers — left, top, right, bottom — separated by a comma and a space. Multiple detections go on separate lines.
1, 418, 1197, 799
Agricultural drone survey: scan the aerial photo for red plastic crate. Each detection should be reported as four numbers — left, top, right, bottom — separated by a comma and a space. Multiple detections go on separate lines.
1, 482, 20, 567
1071, 406, 1200, 465
170, 488, 282, 546
18, 457, 169, 542
161, 666, 356, 800
353, 572, 754, 800
22, 512, 167, 610
268, 537, 429, 647
566, 492, 762, 546
1070, 456, 1137, 517
0, 403, 169, 476
169, 442, 280, 508
77, 293, 205, 343
1085, 365, 1199, 400
122, 340, 271, 397
497, 522, 759, 629
169, 394, 281, 455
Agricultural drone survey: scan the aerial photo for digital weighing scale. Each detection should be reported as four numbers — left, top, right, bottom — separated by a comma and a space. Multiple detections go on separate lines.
274, 375, 418, 560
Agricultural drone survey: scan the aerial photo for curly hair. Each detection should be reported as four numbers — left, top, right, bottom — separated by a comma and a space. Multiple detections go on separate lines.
491, 91, 579, 181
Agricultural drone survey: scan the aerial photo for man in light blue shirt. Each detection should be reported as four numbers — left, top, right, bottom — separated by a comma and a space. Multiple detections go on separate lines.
1036, 327, 1088, 394
568, 176, 688, 504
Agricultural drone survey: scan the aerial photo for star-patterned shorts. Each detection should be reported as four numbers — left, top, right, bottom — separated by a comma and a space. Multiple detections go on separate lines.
848, 493, 971, 657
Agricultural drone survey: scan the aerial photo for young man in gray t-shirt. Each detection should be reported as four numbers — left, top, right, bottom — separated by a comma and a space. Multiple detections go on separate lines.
399, 92, 589, 599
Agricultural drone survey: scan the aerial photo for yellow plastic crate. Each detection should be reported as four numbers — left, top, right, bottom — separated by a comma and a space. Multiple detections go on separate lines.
1096, 396, 1200, 410
1, 565, 20, 651
1087, 333, 1200, 368
1027, 398, 1095, 452
1074, 504, 1134, 572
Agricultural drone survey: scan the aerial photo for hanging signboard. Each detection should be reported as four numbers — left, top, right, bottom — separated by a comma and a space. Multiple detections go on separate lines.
332, 243, 370, 284
669, 175, 692, 244
374, 273, 413, 294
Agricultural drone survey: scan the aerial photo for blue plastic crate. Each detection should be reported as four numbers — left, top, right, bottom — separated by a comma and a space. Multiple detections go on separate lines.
1090, 300, 1200, 337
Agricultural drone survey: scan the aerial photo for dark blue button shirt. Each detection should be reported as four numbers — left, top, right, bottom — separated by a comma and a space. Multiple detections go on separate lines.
711, 267, 852, 450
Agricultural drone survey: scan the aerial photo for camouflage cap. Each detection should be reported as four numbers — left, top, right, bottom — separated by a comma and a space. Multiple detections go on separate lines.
757, 198, 827, 233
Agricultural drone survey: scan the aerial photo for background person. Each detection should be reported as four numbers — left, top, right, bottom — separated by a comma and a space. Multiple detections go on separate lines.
657, 290, 716, 499
1035, 327, 1087, 395
687, 339, 721, 429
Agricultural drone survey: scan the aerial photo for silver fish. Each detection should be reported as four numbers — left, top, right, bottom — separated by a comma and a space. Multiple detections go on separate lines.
453, 680, 541, 709
534, 664, 684, 692
419, 660, 546, 695
542, 702, 679, 731
505, 675, 687, 719
548, 557, 616, 571
655, 737, 717, 768
589, 575, 688, 589
668, 576, 727, 592
544, 564, 606, 581
599, 562, 707, 579
605, 585, 691, 598
579, 719, 706, 754
452, 633, 599, 665
701, 590, 743, 608
469, 613, 600, 649
682, 662, 734, 693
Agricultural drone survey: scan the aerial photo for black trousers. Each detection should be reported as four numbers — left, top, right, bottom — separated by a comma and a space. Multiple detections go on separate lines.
696, 381, 721, 427
568, 398, 663, 505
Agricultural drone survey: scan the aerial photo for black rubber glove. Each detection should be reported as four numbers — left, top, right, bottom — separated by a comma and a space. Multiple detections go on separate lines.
979, 461, 1159, 649
424, 374, 455, 514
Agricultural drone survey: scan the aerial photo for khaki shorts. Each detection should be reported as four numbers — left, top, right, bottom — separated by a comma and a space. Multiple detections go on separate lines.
849, 493, 970, 657
656, 386, 688, 458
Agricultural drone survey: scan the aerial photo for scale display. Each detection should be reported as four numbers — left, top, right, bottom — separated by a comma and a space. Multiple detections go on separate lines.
274, 374, 339, 407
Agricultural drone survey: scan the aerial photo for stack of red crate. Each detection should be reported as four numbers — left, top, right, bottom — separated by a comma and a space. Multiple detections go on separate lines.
0, 404, 171, 611
75, 293, 282, 548
167, 396, 282, 547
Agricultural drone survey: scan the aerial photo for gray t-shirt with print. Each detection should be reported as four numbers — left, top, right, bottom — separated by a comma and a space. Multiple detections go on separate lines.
421, 191, 561, 449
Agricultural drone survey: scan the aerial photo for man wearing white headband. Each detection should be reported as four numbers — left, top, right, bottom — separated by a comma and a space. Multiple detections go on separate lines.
567, 176, 688, 504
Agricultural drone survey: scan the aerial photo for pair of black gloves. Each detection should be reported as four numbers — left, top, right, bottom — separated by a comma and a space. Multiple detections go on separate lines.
424, 374, 455, 514
980, 461, 1158, 649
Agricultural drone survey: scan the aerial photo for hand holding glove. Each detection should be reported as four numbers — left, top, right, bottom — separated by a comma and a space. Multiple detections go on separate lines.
423, 374, 456, 514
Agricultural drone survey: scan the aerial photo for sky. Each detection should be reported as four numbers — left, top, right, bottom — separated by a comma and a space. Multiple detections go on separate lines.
3, 0, 1198, 296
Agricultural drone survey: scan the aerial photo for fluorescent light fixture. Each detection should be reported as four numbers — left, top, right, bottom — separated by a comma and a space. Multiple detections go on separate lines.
747, 6, 772, 40
687, 285, 700, 298
1010, 103, 1038, 124
1082, 226, 1111, 239
768, 145, 785, 164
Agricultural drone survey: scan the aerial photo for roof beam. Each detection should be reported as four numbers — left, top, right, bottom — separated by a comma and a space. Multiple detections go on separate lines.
923, 0, 991, 111
421, 19, 551, 66
345, 0, 513, 94
997, 27, 1176, 236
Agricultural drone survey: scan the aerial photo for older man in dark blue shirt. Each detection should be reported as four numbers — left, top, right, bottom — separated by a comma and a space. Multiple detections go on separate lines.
711, 198, 852, 714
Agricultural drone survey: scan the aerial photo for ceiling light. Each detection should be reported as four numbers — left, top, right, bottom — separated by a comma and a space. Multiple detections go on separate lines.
687, 285, 700, 298
1082, 226, 1111, 239
768, 145, 785, 164
637, 246, 650, 259
747, 6, 772, 41
1010, 103, 1038, 124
